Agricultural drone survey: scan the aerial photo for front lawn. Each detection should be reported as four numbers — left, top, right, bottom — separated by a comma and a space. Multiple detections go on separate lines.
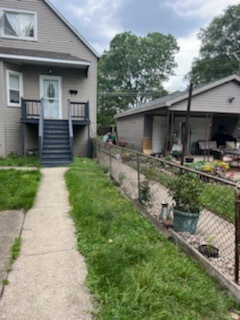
0, 169, 41, 211
65, 158, 238, 320
0, 155, 40, 167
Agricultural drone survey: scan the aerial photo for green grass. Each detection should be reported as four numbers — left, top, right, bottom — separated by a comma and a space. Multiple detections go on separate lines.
10, 237, 21, 265
201, 183, 235, 221
2, 279, 9, 285
0, 169, 41, 211
0, 155, 40, 167
65, 158, 238, 320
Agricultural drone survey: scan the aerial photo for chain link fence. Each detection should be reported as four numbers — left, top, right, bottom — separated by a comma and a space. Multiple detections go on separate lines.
96, 140, 239, 284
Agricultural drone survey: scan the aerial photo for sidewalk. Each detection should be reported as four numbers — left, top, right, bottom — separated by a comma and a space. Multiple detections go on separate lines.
0, 167, 92, 320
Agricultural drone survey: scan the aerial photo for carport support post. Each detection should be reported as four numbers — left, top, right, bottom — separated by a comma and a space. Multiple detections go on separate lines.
235, 182, 240, 284
137, 153, 140, 201
181, 82, 193, 166
164, 108, 170, 152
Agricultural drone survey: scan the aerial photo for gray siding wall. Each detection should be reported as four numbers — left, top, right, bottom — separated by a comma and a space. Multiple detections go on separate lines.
116, 114, 144, 151
73, 126, 88, 156
25, 125, 38, 153
0, 1, 95, 60
0, 0, 97, 156
2, 61, 22, 155
144, 115, 153, 137
171, 82, 240, 114
2, 63, 25, 156
5, 108, 22, 155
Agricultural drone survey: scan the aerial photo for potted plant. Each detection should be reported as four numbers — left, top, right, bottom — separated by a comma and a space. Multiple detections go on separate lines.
168, 172, 203, 234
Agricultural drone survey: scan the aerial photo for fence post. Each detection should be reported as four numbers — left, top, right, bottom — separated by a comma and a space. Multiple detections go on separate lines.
109, 145, 112, 177
137, 153, 140, 201
96, 140, 99, 159
235, 181, 240, 284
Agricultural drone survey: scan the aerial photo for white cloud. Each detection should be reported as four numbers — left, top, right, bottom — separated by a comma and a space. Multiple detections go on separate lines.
68, 0, 123, 45
164, 0, 240, 91
165, 0, 240, 19
51, 0, 240, 90
164, 31, 201, 92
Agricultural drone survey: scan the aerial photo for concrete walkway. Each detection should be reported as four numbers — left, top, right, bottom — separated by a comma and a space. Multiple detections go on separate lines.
0, 168, 92, 320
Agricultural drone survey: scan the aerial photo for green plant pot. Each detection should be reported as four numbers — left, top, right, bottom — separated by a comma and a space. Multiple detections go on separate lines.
173, 208, 200, 234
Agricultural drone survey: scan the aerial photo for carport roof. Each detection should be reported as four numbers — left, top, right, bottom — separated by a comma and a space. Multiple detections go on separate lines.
114, 73, 240, 119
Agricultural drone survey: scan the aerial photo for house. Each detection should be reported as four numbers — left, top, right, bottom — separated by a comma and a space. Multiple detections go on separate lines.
115, 74, 240, 155
0, 0, 99, 166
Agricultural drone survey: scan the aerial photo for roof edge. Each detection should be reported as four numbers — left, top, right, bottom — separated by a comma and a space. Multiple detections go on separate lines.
115, 73, 240, 119
44, 0, 100, 58
168, 73, 240, 106
0, 53, 91, 66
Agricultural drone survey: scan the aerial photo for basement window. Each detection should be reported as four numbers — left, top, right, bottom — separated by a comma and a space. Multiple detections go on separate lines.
0, 8, 37, 40
7, 70, 23, 107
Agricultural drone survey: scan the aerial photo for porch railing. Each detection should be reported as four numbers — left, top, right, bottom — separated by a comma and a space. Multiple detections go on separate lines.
21, 99, 41, 119
68, 100, 74, 161
21, 99, 90, 121
69, 101, 89, 121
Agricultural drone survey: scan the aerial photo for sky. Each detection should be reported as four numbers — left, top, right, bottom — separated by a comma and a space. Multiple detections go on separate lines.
50, 0, 240, 92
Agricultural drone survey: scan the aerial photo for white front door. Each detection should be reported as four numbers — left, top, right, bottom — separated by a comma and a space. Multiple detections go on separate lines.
40, 76, 62, 119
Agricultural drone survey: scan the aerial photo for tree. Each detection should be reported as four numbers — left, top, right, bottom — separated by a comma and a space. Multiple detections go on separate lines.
188, 5, 240, 85
97, 31, 179, 126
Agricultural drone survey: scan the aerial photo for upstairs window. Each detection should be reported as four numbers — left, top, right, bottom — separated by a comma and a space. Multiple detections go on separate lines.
0, 9, 37, 40
7, 70, 23, 107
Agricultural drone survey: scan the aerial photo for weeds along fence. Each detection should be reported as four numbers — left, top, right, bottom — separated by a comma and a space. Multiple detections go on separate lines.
96, 140, 240, 285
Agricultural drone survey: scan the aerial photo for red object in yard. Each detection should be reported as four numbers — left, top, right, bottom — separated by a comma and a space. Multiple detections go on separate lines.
119, 140, 126, 147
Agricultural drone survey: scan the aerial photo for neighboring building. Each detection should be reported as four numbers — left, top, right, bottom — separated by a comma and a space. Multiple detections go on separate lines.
115, 74, 240, 155
0, 0, 99, 166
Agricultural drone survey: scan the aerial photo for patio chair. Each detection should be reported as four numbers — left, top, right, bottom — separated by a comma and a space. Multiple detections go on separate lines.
197, 140, 217, 155
171, 144, 183, 160
211, 149, 233, 163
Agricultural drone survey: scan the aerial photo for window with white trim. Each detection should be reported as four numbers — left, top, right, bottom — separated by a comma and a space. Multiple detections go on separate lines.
0, 8, 37, 40
7, 71, 23, 107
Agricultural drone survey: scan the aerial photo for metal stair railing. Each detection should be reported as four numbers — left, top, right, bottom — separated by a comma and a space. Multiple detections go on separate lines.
38, 99, 44, 162
68, 100, 74, 161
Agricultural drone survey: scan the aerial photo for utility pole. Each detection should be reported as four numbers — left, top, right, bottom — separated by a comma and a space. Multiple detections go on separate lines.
233, 52, 240, 72
180, 82, 193, 166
